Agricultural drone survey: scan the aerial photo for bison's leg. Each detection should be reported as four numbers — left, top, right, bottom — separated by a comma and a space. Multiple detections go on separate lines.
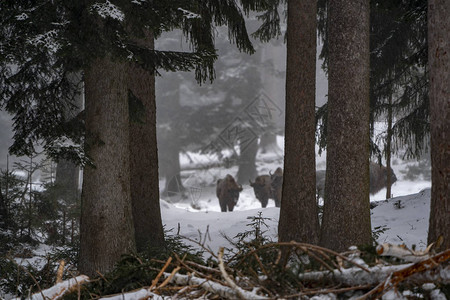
275, 197, 281, 207
227, 202, 234, 212
261, 197, 268, 208
219, 200, 227, 212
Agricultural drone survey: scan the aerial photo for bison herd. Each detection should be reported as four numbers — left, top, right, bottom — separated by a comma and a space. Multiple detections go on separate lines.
217, 163, 397, 212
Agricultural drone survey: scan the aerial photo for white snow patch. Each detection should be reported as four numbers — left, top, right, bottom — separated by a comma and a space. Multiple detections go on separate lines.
28, 30, 61, 54
15, 13, 29, 21
178, 8, 201, 19
91, 1, 124, 21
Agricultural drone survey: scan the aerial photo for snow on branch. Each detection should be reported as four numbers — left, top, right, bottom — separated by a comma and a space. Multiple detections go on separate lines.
11, 244, 449, 299
90, 1, 124, 21
376, 242, 433, 262
12, 275, 89, 300
218, 247, 268, 299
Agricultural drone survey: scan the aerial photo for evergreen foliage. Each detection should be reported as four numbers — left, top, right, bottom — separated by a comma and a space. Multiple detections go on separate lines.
316, 0, 429, 160
0, 0, 261, 163
0, 156, 80, 257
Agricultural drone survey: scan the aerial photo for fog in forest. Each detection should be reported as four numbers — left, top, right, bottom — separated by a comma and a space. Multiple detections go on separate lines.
0, 27, 430, 202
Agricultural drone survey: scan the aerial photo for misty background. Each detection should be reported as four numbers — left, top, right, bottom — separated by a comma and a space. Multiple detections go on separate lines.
0, 21, 429, 197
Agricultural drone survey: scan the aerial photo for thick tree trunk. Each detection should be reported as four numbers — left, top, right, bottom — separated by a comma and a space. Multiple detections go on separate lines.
427, 0, 450, 251
320, 0, 372, 252
278, 0, 320, 245
237, 138, 258, 184
79, 57, 135, 276
127, 32, 165, 252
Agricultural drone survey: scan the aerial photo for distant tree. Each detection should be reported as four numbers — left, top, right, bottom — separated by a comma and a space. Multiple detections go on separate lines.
278, 0, 319, 245
319, 0, 372, 252
236, 138, 258, 184
427, 0, 450, 251
156, 71, 186, 198
54, 73, 83, 243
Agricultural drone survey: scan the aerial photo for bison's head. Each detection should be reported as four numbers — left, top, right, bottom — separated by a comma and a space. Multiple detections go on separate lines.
369, 163, 398, 194
270, 167, 283, 189
226, 174, 243, 203
249, 175, 271, 207
231, 187, 242, 204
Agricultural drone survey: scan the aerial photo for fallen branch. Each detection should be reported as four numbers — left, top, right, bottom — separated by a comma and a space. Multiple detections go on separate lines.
99, 288, 166, 300
12, 275, 89, 300
165, 272, 240, 299
56, 260, 65, 283
149, 256, 172, 290
218, 247, 268, 300
359, 249, 450, 299
376, 243, 433, 263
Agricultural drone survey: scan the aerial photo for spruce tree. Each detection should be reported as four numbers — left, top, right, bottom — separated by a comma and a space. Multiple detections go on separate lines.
319, 0, 372, 252
1, 0, 278, 275
427, 0, 450, 251
316, 0, 429, 160
278, 0, 320, 245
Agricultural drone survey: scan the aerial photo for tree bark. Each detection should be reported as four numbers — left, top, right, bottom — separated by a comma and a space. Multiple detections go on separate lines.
127, 31, 165, 252
79, 56, 135, 276
427, 0, 450, 251
320, 0, 372, 252
278, 0, 320, 245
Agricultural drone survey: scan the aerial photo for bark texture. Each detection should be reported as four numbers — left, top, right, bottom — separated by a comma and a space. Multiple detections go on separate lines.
79, 57, 135, 276
427, 0, 450, 251
319, 0, 372, 251
127, 32, 165, 252
278, 0, 320, 244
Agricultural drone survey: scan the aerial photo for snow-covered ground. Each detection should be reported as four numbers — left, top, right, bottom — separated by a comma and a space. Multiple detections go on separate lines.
158, 135, 432, 254
161, 188, 432, 256
2, 135, 437, 300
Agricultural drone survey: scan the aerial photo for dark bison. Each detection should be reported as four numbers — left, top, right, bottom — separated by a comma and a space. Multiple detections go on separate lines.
370, 162, 397, 194
316, 162, 397, 198
270, 167, 283, 207
249, 167, 283, 208
216, 174, 243, 212
249, 175, 272, 208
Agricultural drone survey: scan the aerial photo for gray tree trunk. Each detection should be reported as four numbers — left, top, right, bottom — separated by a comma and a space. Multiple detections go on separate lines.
278, 0, 320, 245
385, 93, 393, 199
161, 141, 184, 197
237, 138, 258, 184
128, 32, 165, 252
55, 72, 83, 199
79, 57, 135, 276
319, 0, 372, 252
427, 0, 450, 251
158, 85, 184, 198
259, 132, 280, 154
